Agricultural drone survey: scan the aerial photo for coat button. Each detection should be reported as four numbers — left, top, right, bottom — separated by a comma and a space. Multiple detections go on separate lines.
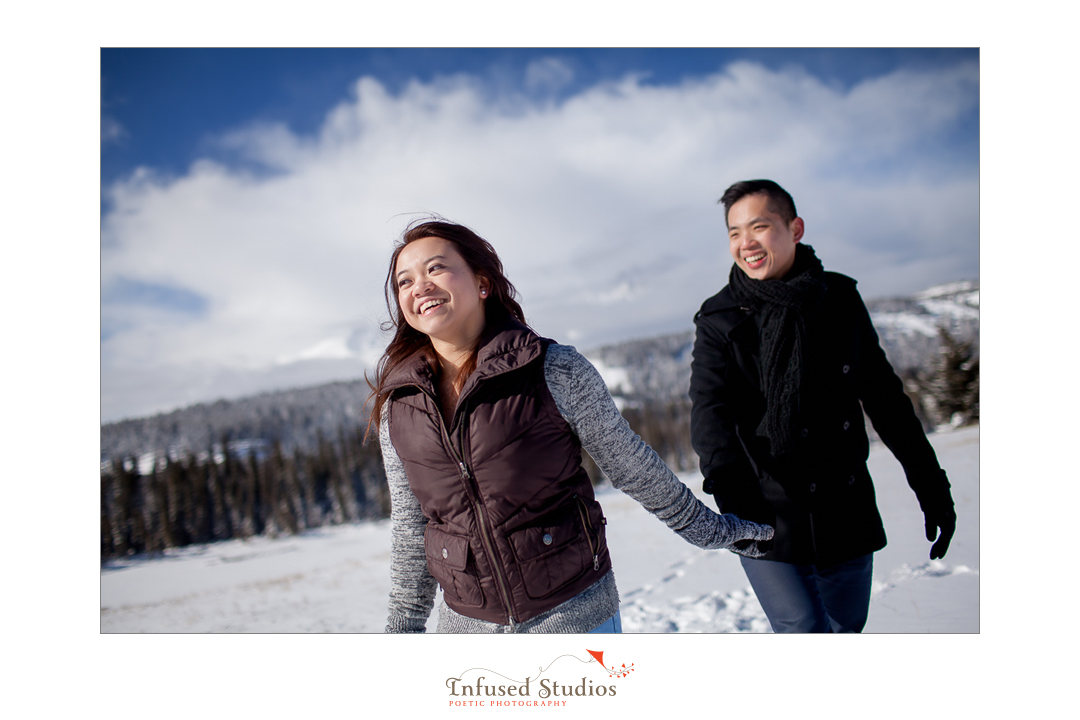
809, 483, 817, 493
849, 475, 856, 485
843, 420, 851, 430
842, 364, 850, 374
543, 533, 553, 545
801, 428, 809, 438
442, 548, 448, 559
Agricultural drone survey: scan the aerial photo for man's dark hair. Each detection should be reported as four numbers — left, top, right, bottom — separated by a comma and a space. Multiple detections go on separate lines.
719, 179, 798, 227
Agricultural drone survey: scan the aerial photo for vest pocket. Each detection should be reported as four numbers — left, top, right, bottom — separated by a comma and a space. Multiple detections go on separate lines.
424, 524, 485, 608
507, 503, 592, 600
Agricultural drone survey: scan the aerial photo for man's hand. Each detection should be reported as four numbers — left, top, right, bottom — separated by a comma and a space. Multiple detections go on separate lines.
925, 507, 956, 560
918, 470, 956, 560
730, 535, 774, 558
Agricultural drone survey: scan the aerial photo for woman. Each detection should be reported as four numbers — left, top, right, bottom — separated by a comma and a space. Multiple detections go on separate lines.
370, 219, 773, 633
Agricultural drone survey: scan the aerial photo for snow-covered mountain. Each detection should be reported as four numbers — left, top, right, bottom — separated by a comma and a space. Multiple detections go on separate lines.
100, 379, 374, 467
101, 280, 978, 464
866, 280, 979, 372
584, 280, 979, 407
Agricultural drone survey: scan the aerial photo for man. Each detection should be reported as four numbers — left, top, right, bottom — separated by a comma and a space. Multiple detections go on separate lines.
688, 179, 956, 633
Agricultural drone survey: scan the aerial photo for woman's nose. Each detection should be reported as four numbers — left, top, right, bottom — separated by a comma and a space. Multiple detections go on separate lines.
412, 276, 433, 295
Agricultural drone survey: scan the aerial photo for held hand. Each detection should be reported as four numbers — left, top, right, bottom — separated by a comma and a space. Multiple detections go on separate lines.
716, 514, 774, 558
673, 490, 773, 555
730, 536, 774, 558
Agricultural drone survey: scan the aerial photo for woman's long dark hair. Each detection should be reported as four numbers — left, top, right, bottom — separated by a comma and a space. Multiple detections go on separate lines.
366, 218, 527, 437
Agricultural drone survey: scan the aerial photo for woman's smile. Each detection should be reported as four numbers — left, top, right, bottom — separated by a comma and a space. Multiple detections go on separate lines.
418, 298, 447, 315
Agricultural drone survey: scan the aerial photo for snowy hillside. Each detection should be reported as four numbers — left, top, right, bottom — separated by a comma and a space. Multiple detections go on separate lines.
866, 280, 979, 371
584, 280, 979, 407
101, 425, 978, 633
100, 378, 374, 464
100, 281, 978, 466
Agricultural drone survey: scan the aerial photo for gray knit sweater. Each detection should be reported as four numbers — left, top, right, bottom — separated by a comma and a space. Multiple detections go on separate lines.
381, 343, 772, 633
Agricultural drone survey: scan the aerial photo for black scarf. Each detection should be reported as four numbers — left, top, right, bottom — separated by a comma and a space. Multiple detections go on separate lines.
728, 244, 826, 457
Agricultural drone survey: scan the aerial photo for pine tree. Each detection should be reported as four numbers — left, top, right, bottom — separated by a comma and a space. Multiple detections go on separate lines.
921, 327, 980, 427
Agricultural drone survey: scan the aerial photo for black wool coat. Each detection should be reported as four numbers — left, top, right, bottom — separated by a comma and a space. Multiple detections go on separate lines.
689, 271, 945, 567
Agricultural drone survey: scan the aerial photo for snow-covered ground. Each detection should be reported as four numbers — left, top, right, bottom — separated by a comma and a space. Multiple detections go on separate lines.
101, 425, 978, 633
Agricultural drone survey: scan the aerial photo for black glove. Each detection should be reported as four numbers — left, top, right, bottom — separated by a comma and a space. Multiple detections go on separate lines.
731, 536, 774, 557
916, 469, 956, 560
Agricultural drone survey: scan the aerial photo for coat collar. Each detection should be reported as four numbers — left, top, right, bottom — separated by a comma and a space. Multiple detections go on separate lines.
695, 285, 758, 339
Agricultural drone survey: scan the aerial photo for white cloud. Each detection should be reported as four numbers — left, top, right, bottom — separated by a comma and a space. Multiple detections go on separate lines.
101, 115, 126, 145
524, 57, 575, 96
100, 59, 979, 421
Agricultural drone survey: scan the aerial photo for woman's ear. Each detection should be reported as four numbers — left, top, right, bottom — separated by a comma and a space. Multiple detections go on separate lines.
479, 277, 491, 298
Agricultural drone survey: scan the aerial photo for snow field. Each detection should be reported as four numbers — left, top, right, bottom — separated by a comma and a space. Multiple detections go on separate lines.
102, 426, 978, 634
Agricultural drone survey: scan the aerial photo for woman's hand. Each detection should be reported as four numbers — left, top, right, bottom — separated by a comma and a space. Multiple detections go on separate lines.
678, 508, 774, 557
726, 532, 775, 558
716, 513, 774, 557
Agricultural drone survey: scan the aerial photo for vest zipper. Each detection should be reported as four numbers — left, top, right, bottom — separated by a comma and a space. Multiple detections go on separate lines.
574, 495, 600, 571
420, 385, 517, 630
456, 458, 517, 630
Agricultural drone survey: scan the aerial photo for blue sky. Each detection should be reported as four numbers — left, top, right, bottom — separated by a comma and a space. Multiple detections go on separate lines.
100, 48, 979, 422
101, 48, 977, 189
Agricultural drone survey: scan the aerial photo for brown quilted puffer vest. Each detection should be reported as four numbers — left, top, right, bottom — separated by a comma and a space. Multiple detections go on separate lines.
385, 319, 612, 626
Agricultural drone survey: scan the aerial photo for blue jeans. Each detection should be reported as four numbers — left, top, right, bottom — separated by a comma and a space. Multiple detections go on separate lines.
740, 553, 873, 633
588, 611, 623, 633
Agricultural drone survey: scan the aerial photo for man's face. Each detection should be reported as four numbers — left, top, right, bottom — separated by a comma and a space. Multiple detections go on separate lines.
727, 192, 804, 281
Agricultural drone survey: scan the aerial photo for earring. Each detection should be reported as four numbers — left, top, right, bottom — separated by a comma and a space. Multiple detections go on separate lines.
481, 289, 487, 297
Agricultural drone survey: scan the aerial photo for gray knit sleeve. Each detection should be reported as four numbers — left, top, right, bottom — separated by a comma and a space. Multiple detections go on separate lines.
543, 344, 774, 553
381, 406, 438, 633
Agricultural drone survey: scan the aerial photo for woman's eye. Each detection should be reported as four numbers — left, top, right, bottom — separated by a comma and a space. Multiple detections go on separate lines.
398, 278, 411, 288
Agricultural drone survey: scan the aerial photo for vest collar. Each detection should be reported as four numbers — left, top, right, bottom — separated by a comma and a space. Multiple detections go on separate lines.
383, 318, 546, 396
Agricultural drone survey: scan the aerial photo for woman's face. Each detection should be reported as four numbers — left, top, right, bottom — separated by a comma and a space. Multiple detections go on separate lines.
394, 236, 489, 348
